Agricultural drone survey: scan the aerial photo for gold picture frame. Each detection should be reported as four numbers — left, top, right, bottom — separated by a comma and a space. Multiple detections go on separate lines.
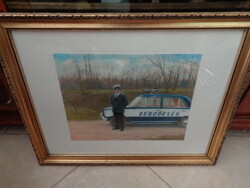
0, 12, 249, 165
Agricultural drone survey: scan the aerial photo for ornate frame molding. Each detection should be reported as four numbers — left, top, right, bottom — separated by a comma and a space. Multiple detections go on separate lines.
0, 12, 250, 20
0, 13, 249, 165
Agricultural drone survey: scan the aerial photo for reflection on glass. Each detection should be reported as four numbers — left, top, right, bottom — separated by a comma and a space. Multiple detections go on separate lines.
4, 0, 250, 13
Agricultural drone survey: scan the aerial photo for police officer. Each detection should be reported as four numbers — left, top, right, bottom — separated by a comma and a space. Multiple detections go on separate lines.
111, 85, 128, 131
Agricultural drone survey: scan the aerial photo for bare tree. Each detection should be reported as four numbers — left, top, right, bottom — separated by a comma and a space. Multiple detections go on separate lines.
147, 55, 178, 92
57, 54, 200, 93
176, 55, 200, 89
172, 63, 182, 91
72, 59, 85, 94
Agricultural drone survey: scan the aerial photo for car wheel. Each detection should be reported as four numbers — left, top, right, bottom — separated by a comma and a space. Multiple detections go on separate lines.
178, 117, 188, 128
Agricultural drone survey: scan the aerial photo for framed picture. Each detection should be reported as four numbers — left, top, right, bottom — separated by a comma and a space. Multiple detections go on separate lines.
0, 13, 249, 165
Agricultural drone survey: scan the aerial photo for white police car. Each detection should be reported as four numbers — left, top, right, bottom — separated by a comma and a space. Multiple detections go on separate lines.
101, 94, 191, 128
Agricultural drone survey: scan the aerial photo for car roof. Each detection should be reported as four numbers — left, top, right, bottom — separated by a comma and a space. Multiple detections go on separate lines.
140, 94, 189, 99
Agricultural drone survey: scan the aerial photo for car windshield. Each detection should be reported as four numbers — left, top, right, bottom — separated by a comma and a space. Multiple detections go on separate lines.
127, 96, 161, 108
127, 96, 142, 107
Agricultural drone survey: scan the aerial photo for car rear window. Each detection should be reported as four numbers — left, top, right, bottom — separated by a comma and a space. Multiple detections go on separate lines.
163, 97, 187, 108
142, 97, 161, 108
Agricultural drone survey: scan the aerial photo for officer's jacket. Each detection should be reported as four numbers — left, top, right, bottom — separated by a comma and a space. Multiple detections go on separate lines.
111, 93, 128, 113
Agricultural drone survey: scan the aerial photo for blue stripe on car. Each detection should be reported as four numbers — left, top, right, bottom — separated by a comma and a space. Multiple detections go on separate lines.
127, 121, 178, 124
126, 116, 181, 122
126, 107, 190, 110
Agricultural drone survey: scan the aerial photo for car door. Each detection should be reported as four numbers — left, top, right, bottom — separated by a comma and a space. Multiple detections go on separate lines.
125, 95, 162, 123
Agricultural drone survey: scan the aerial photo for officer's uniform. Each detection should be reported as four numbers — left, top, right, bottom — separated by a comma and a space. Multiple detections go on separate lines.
111, 85, 128, 131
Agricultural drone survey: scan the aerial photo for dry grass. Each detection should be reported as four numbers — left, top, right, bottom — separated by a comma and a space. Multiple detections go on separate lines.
62, 88, 194, 121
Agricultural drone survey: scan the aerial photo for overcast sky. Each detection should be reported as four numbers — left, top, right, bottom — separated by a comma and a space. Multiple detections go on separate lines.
53, 53, 202, 76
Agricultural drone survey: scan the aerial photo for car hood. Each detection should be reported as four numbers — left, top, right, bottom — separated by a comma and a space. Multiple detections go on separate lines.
103, 107, 112, 111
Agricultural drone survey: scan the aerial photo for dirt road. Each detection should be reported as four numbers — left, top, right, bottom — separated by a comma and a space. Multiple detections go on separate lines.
69, 120, 186, 140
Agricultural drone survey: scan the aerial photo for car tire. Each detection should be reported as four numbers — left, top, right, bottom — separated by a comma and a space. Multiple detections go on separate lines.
178, 117, 188, 128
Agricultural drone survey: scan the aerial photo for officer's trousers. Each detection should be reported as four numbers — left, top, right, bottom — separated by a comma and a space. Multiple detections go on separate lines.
114, 113, 124, 131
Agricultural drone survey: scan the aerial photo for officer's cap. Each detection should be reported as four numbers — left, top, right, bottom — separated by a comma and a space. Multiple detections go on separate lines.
113, 85, 121, 90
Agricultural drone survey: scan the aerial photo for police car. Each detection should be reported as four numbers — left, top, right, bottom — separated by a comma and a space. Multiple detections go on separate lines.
101, 94, 191, 128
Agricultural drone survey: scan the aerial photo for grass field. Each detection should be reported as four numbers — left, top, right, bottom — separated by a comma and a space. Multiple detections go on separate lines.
62, 88, 194, 121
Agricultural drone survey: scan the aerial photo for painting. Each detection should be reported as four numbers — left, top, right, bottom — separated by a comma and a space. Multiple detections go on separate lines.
54, 53, 202, 140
